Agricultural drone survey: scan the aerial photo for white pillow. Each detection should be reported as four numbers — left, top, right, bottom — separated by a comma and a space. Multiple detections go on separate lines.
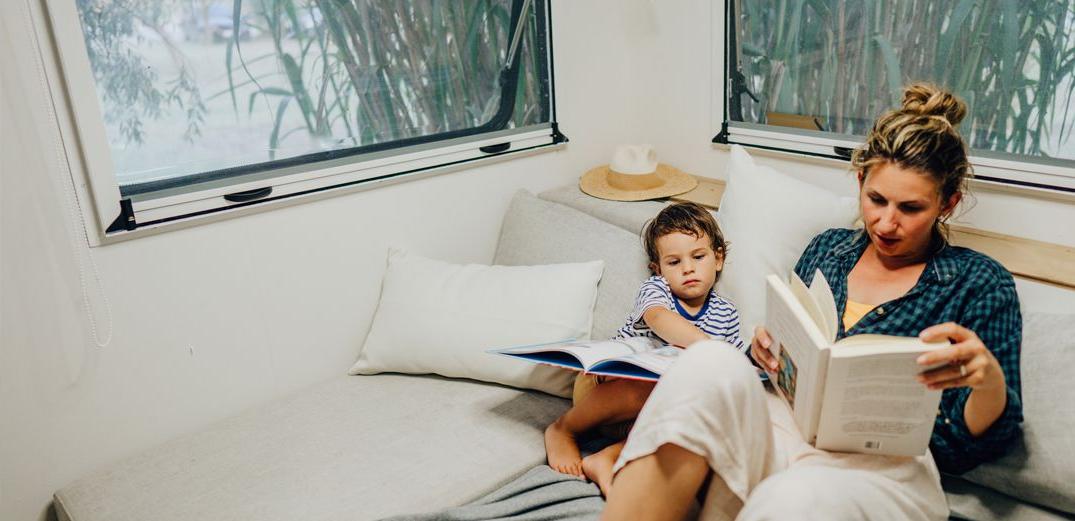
717, 145, 859, 340
349, 248, 603, 398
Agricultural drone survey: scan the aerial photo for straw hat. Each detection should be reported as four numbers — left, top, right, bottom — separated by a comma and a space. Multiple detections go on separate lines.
579, 145, 697, 201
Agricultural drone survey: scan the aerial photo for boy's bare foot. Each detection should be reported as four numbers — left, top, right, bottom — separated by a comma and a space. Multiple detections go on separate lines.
545, 418, 583, 477
582, 441, 624, 497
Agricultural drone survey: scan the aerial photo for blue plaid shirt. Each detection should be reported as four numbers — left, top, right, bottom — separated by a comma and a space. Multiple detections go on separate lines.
795, 228, 1023, 474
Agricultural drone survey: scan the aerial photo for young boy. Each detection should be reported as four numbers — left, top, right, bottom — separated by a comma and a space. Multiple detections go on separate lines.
544, 202, 746, 496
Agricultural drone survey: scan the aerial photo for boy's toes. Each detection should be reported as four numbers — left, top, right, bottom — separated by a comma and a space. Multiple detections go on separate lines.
545, 420, 583, 476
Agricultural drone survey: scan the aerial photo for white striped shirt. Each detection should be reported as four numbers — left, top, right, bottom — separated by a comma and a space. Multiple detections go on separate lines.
616, 276, 746, 352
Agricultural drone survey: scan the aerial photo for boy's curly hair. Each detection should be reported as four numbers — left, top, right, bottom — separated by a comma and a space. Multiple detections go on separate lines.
642, 202, 728, 276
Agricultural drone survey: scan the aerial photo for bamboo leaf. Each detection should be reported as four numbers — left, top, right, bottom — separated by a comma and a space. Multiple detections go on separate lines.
464, 1, 485, 64
781, 0, 806, 61
231, 0, 242, 47
998, 0, 1019, 90
872, 35, 902, 106
936, 0, 976, 79
280, 53, 316, 131
206, 70, 284, 102
804, 0, 832, 21
248, 87, 293, 116
283, 1, 303, 40
269, 97, 291, 160
225, 38, 238, 115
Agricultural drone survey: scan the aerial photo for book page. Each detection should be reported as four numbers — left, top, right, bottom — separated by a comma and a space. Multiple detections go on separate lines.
789, 273, 829, 341
834, 334, 949, 356
492, 337, 657, 371
807, 269, 838, 342
588, 345, 681, 381
815, 348, 943, 456
764, 275, 832, 442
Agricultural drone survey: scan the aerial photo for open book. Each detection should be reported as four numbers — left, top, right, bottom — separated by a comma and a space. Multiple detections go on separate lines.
764, 269, 949, 456
490, 337, 678, 381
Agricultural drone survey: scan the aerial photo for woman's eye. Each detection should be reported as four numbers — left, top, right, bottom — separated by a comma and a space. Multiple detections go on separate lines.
901, 205, 923, 213
869, 195, 885, 205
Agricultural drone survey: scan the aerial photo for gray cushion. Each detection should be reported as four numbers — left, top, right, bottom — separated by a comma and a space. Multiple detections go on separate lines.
538, 185, 670, 236
54, 374, 569, 521
962, 312, 1075, 515
494, 190, 651, 341
943, 475, 1074, 521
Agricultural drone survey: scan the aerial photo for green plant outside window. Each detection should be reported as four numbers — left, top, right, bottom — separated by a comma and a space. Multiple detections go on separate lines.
729, 0, 1075, 162
75, 0, 551, 196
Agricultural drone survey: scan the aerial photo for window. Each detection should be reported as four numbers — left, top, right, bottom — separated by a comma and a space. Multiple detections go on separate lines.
718, 0, 1075, 193
47, 0, 560, 240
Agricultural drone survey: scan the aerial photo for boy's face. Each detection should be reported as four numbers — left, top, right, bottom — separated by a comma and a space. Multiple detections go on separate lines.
651, 232, 724, 307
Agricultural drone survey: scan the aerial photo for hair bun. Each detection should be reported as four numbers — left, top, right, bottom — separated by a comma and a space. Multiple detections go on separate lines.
901, 83, 966, 126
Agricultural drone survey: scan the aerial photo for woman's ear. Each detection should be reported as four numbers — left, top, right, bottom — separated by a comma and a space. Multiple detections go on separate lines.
857, 170, 866, 185
941, 192, 962, 218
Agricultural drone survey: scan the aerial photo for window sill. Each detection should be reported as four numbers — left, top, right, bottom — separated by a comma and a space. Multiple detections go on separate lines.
95, 136, 564, 246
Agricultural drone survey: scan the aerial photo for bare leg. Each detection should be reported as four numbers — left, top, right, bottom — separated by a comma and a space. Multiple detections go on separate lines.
545, 379, 654, 477
601, 443, 709, 521
582, 440, 624, 496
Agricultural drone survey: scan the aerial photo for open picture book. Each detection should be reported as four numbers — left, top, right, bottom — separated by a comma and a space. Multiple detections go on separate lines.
490, 337, 679, 381
765, 269, 949, 457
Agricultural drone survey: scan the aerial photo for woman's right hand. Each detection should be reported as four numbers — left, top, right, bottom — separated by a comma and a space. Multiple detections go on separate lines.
750, 326, 778, 371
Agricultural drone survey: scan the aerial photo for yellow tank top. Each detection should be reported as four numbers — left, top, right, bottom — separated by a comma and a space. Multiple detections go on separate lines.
843, 299, 875, 331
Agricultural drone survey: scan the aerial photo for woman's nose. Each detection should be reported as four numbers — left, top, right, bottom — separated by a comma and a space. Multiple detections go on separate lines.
878, 208, 899, 231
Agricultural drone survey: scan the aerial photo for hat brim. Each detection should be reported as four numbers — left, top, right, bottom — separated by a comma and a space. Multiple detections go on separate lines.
579, 164, 698, 202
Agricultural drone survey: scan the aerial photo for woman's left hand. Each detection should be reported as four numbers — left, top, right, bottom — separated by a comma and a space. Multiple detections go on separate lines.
915, 322, 1006, 392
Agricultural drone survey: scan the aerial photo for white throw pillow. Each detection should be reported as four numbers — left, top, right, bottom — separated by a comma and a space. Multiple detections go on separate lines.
349, 248, 603, 398
717, 145, 859, 340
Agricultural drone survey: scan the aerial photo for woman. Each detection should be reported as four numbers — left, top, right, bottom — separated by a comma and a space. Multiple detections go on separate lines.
603, 84, 1022, 521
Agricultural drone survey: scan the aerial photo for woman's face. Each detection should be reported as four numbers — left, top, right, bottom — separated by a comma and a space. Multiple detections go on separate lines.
859, 162, 959, 263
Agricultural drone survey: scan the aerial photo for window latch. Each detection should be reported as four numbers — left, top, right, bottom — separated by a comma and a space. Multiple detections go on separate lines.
731, 69, 759, 104
223, 187, 273, 203
479, 142, 511, 154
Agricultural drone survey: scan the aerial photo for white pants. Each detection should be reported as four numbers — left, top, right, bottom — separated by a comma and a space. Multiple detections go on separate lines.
613, 341, 949, 521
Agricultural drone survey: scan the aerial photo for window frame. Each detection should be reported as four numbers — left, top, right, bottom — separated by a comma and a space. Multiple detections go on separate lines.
41, 0, 563, 245
714, 0, 1075, 195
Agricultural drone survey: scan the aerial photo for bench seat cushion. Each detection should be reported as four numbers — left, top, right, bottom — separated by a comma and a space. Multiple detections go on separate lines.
54, 374, 569, 521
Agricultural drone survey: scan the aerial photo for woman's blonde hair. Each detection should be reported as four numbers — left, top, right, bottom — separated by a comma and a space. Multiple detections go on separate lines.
851, 83, 972, 238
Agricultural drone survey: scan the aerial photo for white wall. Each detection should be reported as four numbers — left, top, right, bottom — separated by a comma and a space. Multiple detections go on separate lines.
4, 1, 1075, 521
0, 1, 664, 520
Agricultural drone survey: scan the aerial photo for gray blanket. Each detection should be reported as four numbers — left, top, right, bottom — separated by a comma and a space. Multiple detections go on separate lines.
382, 465, 604, 521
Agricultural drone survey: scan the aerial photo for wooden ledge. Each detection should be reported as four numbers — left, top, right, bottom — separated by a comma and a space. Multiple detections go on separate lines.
671, 176, 1075, 290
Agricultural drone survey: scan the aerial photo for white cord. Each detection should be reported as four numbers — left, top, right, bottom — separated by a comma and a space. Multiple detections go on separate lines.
22, 0, 113, 348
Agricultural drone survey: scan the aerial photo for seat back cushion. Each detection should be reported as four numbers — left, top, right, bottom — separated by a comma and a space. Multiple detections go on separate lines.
942, 474, 1073, 521
494, 190, 651, 342
538, 185, 669, 237
961, 312, 1075, 515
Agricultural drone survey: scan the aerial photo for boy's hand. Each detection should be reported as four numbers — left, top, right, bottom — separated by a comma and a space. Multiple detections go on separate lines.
750, 326, 778, 371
